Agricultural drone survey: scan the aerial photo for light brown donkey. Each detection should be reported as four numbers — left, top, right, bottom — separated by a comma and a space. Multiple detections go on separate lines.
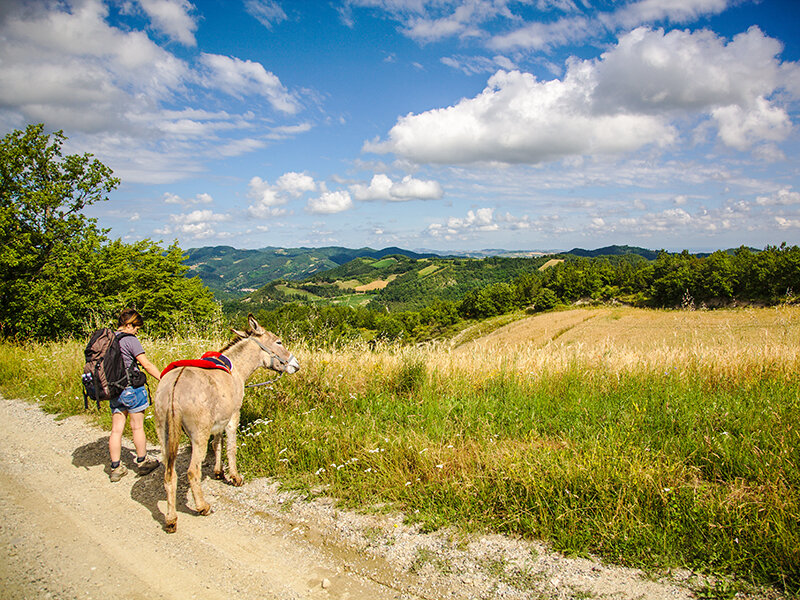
154, 314, 300, 533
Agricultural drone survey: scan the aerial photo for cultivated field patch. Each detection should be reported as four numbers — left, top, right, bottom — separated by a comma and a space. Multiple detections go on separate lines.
356, 274, 398, 292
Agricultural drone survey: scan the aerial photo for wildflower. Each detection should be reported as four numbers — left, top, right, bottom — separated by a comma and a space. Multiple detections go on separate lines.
405, 481, 412, 487
364, 468, 372, 473
315, 468, 326, 475
279, 448, 288, 455
419, 448, 428, 454
436, 464, 443, 469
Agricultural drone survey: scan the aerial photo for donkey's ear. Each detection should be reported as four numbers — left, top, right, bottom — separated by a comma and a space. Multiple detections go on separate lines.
247, 313, 265, 334
230, 328, 247, 338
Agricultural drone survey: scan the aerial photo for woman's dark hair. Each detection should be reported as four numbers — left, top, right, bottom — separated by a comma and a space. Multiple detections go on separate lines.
118, 308, 144, 328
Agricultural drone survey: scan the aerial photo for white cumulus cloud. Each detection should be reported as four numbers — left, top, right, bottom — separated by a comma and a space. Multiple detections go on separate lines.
307, 191, 354, 214
351, 174, 443, 201
277, 172, 317, 196
756, 188, 800, 206
157, 209, 230, 239
247, 176, 290, 218
162, 191, 213, 205
367, 26, 799, 165
428, 207, 499, 239
366, 68, 674, 164
0, 1, 308, 184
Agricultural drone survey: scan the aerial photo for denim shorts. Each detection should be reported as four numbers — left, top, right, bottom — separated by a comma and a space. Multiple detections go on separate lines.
110, 386, 149, 414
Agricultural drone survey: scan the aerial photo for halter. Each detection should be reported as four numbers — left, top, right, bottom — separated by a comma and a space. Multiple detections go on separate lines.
244, 336, 288, 389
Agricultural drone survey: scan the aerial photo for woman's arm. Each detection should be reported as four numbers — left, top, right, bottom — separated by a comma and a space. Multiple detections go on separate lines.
136, 353, 161, 381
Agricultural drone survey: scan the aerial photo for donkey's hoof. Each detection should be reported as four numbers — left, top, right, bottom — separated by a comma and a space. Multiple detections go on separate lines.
197, 503, 212, 516
165, 520, 177, 533
213, 470, 224, 480
228, 474, 243, 487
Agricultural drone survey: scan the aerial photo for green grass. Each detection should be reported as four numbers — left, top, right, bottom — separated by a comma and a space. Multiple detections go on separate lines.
275, 284, 322, 299
370, 258, 397, 269
1, 334, 798, 596
237, 361, 800, 594
417, 264, 440, 278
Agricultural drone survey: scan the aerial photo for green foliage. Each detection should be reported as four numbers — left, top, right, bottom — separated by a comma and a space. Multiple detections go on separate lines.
90, 239, 220, 337
648, 245, 800, 305
0, 125, 220, 340
532, 288, 558, 311
0, 124, 119, 289
249, 301, 460, 347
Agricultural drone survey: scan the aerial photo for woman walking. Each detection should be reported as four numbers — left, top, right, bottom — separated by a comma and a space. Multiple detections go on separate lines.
109, 308, 162, 482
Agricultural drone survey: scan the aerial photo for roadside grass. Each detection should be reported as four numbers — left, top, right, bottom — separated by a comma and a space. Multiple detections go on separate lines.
236, 348, 799, 594
1, 306, 798, 595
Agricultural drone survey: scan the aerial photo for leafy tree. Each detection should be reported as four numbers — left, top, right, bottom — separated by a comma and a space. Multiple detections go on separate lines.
0, 125, 219, 339
650, 250, 701, 306
532, 288, 558, 311
1, 125, 119, 327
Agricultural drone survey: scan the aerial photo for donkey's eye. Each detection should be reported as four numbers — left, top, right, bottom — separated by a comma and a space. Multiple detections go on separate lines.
276, 340, 282, 345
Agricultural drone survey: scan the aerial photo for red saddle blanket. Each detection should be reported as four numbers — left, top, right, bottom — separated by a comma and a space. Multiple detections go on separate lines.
161, 351, 232, 378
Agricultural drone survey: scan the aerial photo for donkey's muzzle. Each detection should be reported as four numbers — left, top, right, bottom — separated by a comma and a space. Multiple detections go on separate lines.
286, 355, 300, 374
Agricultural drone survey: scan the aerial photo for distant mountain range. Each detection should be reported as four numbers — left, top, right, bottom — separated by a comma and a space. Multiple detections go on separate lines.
184, 244, 665, 297
183, 245, 443, 295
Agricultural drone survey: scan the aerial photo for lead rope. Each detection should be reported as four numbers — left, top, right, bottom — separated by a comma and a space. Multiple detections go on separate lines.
245, 372, 284, 389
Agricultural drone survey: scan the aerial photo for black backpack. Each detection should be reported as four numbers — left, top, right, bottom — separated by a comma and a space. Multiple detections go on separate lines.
81, 329, 146, 409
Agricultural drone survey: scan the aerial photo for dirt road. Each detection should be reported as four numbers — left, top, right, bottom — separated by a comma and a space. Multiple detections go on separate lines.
0, 396, 748, 600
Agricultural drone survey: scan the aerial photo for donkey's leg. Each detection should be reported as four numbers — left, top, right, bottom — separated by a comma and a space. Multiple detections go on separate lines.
164, 459, 179, 532
224, 411, 243, 486
155, 399, 180, 533
211, 434, 224, 479
187, 434, 212, 516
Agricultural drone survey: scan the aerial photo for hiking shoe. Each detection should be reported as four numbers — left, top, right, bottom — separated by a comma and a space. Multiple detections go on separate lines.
136, 456, 160, 476
110, 464, 128, 482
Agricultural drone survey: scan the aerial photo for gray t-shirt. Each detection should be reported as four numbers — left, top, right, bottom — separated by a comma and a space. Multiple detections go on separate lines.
117, 333, 144, 374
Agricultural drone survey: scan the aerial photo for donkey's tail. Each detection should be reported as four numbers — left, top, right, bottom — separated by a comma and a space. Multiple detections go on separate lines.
165, 369, 184, 476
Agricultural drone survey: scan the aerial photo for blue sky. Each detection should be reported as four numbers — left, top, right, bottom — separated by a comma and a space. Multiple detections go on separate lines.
1, 0, 799, 252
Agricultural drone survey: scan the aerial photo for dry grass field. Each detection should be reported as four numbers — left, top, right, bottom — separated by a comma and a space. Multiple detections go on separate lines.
449, 305, 800, 377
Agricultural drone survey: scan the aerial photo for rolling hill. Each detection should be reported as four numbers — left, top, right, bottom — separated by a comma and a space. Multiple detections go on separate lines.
183, 245, 442, 295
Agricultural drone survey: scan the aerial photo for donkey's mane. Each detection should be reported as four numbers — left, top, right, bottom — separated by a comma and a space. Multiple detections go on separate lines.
220, 331, 251, 354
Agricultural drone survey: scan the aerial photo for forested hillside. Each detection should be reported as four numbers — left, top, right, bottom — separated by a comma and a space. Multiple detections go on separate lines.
230, 245, 800, 347
183, 245, 440, 296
